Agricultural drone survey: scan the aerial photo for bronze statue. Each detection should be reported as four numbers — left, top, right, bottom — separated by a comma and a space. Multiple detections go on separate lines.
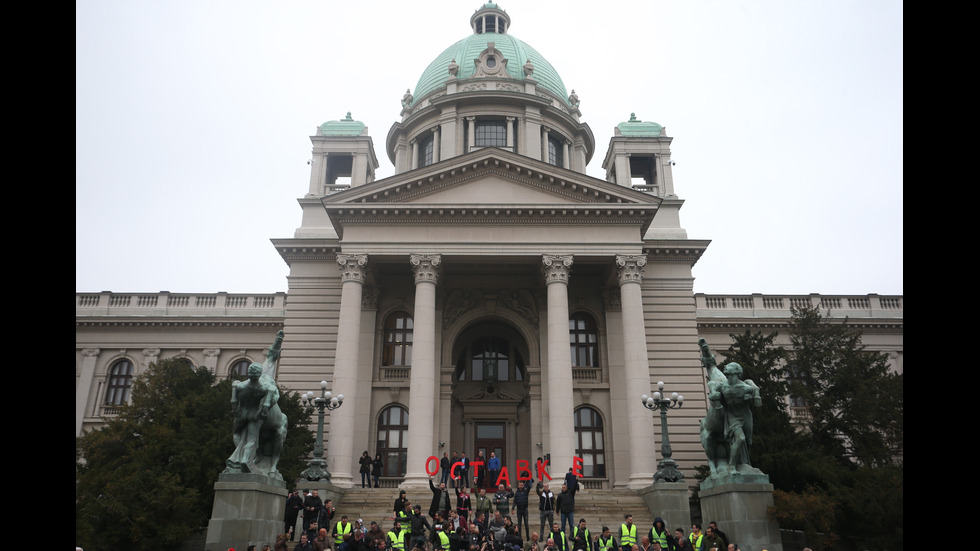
698, 338, 762, 476
224, 330, 288, 478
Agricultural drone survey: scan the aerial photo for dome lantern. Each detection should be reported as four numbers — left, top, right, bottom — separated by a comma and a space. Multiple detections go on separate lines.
470, 3, 510, 34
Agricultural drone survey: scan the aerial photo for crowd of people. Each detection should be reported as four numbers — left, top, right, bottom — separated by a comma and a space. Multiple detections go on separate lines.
272, 455, 743, 551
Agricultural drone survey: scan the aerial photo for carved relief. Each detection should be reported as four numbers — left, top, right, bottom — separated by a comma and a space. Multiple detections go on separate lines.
499, 288, 538, 323
602, 288, 622, 312
362, 286, 379, 309
444, 288, 478, 327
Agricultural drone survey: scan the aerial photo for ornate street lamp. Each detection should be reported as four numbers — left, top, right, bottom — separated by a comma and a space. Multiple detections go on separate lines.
641, 381, 685, 482
300, 380, 344, 481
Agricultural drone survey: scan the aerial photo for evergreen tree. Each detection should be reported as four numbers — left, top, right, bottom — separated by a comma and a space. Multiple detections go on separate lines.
786, 305, 904, 467
76, 358, 313, 551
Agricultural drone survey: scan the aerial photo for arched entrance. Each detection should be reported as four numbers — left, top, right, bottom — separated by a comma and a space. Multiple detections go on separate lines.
450, 320, 532, 490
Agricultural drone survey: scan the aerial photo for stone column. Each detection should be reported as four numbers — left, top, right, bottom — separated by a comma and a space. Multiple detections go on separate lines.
327, 253, 368, 488
403, 254, 442, 487
432, 126, 441, 163
506, 116, 515, 151
411, 139, 419, 170
76, 348, 100, 436
467, 117, 476, 152
562, 140, 570, 169
542, 254, 575, 477
616, 255, 657, 487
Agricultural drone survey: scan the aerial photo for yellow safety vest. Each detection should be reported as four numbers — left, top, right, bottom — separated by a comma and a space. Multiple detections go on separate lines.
573, 528, 591, 550
597, 536, 615, 551
689, 533, 703, 551
438, 531, 450, 550
335, 522, 352, 545
620, 525, 636, 547
388, 530, 405, 551
649, 529, 668, 550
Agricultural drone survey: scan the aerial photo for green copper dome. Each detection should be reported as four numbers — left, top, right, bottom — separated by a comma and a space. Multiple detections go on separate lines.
617, 113, 663, 137
319, 112, 366, 136
411, 5, 569, 107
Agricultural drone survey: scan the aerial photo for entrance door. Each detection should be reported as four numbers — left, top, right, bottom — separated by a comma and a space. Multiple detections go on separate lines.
475, 422, 505, 491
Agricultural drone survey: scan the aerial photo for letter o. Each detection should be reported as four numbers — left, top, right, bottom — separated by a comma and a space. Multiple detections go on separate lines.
425, 455, 439, 476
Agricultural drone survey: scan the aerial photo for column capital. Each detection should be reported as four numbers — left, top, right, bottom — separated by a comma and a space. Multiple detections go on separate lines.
542, 254, 573, 284
615, 254, 646, 284
410, 254, 442, 284
82, 348, 100, 357
338, 254, 369, 283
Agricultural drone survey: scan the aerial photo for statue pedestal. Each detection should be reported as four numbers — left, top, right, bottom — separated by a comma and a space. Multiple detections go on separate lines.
698, 480, 782, 551
205, 472, 288, 550
637, 481, 691, 529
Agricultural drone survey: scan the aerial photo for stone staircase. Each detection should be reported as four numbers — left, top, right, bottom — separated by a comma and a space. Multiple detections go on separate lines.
333, 488, 661, 537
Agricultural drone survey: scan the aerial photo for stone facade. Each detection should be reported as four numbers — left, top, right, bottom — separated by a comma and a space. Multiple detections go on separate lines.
74, 4, 903, 492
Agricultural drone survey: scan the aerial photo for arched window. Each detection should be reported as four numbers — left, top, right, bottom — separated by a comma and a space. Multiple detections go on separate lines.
230, 359, 251, 380
105, 359, 134, 405
455, 332, 526, 382
574, 407, 606, 477
569, 313, 599, 368
376, 405, 409, 477
382, 312, 414, 366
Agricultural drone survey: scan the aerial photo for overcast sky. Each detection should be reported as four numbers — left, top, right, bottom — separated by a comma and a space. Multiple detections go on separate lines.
76, 0, 903, 297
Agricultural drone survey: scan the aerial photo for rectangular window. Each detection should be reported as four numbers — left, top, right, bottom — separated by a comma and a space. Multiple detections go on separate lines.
548, 135, 564, 167
418, 135, 434, 167
475, 120, 507, 148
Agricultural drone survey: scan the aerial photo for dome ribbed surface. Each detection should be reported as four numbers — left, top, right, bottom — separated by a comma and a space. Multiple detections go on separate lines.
412, 32, 568, 107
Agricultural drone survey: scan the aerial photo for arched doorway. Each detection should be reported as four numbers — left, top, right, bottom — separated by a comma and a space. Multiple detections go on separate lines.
450, 320, 532, 490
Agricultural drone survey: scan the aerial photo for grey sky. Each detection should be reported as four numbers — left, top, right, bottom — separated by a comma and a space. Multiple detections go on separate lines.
76, 0, 903, 296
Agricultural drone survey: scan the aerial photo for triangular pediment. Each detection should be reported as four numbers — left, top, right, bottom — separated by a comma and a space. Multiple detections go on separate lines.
321, 148, 661, 238
325, 147, 658, 206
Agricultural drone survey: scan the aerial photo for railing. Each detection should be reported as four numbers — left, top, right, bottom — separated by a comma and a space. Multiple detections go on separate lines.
580, 478, 606, 490
377, 477, 404, 489
571, 368, 601, 383
100, 404, 125, 417
695, 293, 902, 319
381, 367, 411, 381
76, 292, 287, 316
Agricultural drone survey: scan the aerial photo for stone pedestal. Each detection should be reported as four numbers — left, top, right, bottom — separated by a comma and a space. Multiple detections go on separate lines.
205, 472, 288, 551
637, 481, 691, 529
698, 481, 782, 551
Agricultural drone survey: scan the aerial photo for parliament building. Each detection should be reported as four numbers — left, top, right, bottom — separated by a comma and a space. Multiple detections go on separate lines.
75, 3, 903, 491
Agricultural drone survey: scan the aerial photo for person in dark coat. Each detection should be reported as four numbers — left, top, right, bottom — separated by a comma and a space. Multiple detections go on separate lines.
372, 454, 384, 488
429, 477, 453, 520
360, 451, 374, 488
285, 489, 304, 541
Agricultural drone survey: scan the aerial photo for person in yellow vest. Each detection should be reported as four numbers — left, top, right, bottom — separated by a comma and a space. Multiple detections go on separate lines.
387, 520, 407, 551
334, 515, 353, 551
647, 518, 669, 551
688, 524, 703, 551
620, 515, 637, 551
436, 523, 451, 551
549, 522, 568, 551
571, 518, 591, 551
596, 526, 617, 551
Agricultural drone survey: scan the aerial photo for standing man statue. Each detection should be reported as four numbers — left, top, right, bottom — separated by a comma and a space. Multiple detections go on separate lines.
698, 338, 762, 476
224, 330, 288, 478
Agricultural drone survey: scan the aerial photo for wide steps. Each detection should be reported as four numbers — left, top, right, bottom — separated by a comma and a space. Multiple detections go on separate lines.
333, 488, 662, 537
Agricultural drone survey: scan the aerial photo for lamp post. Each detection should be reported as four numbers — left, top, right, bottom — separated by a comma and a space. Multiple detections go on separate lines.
641, 380, 684, 482
301, 380, 344, 481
